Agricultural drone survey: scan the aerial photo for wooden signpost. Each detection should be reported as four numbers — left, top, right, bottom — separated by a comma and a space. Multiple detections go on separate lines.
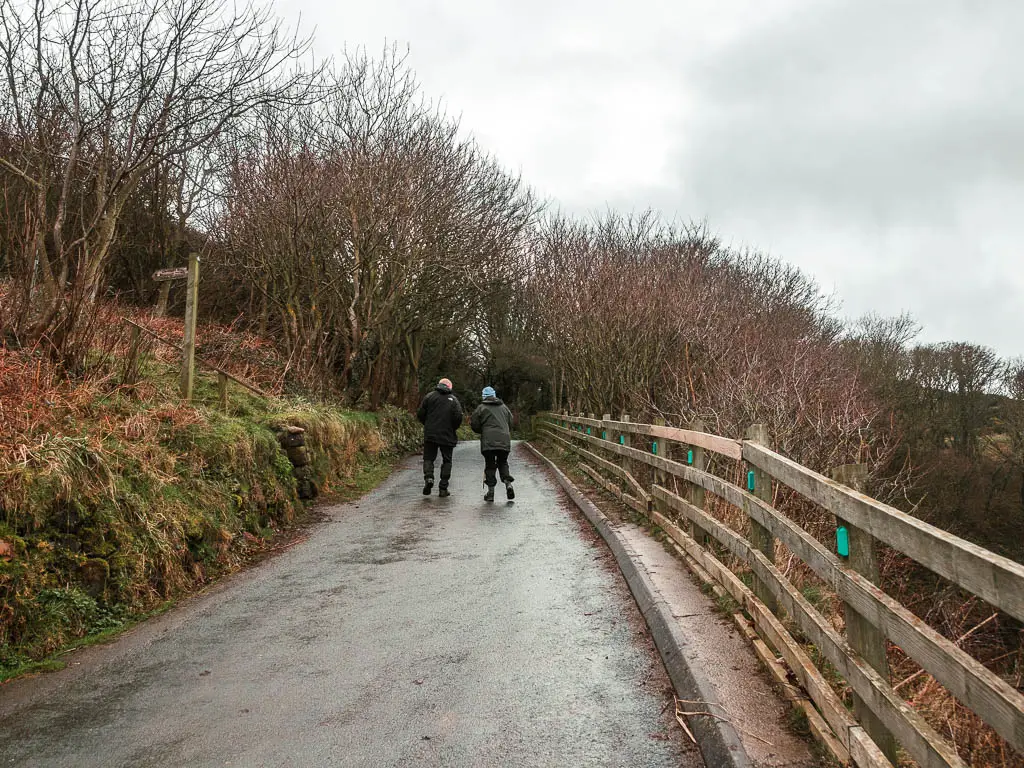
179, 253, 200, 400
151, 254, 200, 401
131, 251, 269, 409
152, 266, 189, 282
152, 266, 188, 317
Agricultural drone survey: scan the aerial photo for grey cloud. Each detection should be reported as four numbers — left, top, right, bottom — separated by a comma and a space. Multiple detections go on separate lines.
645, 1, 1024, 354
679, 0, 1024, 223
283, 0, 1024, 356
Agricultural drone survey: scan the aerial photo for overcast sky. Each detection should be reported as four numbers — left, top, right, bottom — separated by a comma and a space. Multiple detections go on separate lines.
278, 0, 1024, 357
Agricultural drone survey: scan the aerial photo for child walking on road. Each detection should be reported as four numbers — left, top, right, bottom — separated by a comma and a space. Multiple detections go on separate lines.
470, 386, 515, 502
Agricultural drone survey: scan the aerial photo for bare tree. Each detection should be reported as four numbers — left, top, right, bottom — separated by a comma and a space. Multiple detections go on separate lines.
530, 210, 896, 515
0, 0, 318, 363
215, 48, 538, 404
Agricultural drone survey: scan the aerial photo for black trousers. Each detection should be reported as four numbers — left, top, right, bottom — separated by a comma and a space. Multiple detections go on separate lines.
482, 449, 512, 488
423, 442, 454, 489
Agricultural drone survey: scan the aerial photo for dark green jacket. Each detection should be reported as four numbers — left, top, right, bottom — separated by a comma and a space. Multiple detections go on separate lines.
470, 398, 513, 452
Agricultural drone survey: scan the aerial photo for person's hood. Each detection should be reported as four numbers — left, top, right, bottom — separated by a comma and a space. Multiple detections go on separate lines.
482, 397, 504, 405
436, 384, 452, 393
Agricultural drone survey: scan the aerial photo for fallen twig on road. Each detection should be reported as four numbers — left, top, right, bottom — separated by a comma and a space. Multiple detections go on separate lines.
675, 712, 697, 743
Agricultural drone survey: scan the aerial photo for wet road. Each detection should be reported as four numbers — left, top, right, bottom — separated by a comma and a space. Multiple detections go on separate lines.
0, 442, 700, 767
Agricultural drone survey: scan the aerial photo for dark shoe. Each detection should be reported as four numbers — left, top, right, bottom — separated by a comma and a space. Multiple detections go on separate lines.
423, 480, 433, 495
438, 488, 450, 498
505, 481, 515, 500
483, 487, 494, 502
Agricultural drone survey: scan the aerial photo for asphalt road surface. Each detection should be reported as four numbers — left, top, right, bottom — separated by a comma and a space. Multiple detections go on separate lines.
0, 442, 701, 768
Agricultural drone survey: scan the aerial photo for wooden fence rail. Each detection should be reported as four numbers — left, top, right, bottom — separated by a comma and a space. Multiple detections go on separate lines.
123, 317, 271, 404
535, 412, 1024, 768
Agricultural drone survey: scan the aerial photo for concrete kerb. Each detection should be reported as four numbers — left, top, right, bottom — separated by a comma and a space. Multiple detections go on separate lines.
525, 441, 753, 768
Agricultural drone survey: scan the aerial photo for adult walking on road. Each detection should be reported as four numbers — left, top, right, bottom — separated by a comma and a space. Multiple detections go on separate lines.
417, 377, 463, 497
471, 386, 515, 502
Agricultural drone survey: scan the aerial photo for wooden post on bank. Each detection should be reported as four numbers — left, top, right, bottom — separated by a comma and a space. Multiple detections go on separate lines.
124, 324, 143, 386
179, 252, 200, 401
218, 372, 229, 411
745, 423, 778, 614
831, 462, 898, 763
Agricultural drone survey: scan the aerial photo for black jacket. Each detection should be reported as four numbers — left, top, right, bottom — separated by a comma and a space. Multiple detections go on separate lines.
417, 387, 463, 447
470, 397, 513, 452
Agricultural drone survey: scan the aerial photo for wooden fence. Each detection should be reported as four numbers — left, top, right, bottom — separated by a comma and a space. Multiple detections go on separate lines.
535, 412, 1024, 768
123, 317, 270, 408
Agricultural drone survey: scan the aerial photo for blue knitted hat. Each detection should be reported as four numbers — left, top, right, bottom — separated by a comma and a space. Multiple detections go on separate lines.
482, 386, 497, 399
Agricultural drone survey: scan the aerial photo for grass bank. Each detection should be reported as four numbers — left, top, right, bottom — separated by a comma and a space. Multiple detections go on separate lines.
0, 341, 419, 681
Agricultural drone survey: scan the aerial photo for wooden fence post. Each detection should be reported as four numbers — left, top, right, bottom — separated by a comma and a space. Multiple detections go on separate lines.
179, 252, 200, 401
652, 438, 671, 526
689, 418, 709, 547
218, 372, 229, 411
745, 424, 778, 614
154, 279, 171, 317
831, 463, 898, 763
660, 421, 675, 464
620, 414, 631, 478
653, 417, 669, 484
122, 324, 143, 387
657, 418, 678, 520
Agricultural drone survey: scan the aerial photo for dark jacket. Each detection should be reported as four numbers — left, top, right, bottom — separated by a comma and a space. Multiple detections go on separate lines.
470, 397, 513, 453
417, 386, 463, 447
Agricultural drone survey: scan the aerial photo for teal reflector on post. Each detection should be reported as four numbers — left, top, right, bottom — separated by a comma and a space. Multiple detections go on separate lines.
619, 435, 625, 445
687, 449, 693, 465
747, 470, 755, 492
837, 526, 850, 557
652, 441, 657, 455
586, 427, 591, 435
602, 431, 607, 440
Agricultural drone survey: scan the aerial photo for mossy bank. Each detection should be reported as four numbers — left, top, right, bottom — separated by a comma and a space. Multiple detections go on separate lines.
0, 388, 419, 681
